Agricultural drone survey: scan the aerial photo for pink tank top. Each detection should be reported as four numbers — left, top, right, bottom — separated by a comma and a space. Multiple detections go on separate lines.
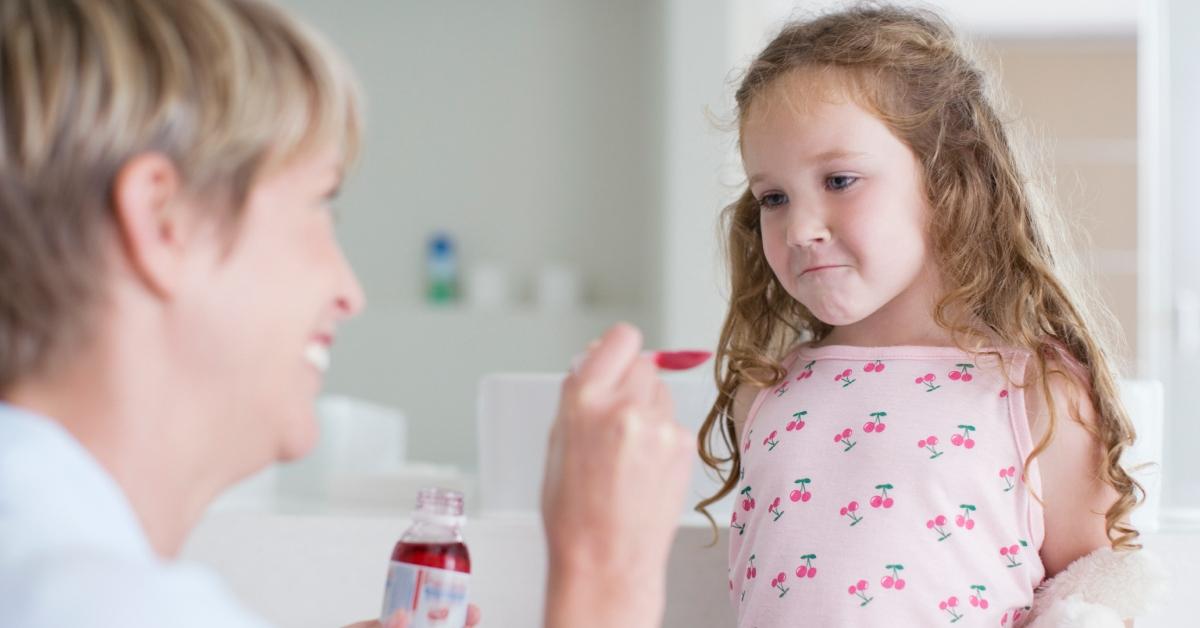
729, 344, 1045, 627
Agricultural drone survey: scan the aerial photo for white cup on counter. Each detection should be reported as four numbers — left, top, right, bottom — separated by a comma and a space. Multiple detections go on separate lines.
465, 262, 512, 310
534, 263, 583, 311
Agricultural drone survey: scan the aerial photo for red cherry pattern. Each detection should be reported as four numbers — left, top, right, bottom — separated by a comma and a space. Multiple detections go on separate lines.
793, 554, 818, 580
969, 584, 989, 609
789, 477, 812, 503
786, 410, 807, 432
880, 564, 906, 591
847, 579, 873, 606
999, 465, 1018, 491
862, 410, 888, 434
914, 373, 941, 392
937, 596, 963, 621
838, 500, 863, 526
833, 427, 856, 452
948, 363, 975, 383
869, 483, 895, 509
734, 356, 1023, 616
926, 514, 952, 541
794, 360, 816, 382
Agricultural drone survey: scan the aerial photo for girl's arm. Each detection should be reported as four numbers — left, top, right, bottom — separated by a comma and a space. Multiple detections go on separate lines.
730, 381, 761, 448
1026, 360, 1134, 627
1025, 362, 1120, 577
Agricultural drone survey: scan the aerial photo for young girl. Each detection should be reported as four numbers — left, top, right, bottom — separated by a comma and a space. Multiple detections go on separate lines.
697, 6, 1144, 627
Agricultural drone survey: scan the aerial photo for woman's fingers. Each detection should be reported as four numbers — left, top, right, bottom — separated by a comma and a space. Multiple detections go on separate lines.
568, 323, 642, 394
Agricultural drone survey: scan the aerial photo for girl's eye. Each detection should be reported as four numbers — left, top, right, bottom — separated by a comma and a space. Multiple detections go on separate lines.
757, 192, 788, 210
825, 175, 858, 191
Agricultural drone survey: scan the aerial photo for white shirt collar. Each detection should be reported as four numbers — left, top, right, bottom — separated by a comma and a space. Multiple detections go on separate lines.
0, 402, 154, 564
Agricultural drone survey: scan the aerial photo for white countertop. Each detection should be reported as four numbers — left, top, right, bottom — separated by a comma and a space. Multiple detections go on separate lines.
183, 509, 734, 628
183, 507, 1193, 628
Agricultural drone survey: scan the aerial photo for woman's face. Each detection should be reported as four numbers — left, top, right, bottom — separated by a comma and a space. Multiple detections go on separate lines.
175, 144, 365, 465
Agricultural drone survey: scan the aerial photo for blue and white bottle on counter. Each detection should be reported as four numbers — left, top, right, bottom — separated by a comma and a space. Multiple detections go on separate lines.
426, 232, 458, 305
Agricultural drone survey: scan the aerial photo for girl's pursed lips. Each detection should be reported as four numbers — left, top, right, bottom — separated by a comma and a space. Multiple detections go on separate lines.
801, 264, 850, 275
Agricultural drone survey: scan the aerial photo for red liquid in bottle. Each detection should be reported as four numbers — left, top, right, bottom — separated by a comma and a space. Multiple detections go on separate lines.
390, 541, 471, 574
381, 488, 471, 626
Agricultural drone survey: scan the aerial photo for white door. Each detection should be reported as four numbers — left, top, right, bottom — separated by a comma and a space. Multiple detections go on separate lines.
1142, 0, 1200, 515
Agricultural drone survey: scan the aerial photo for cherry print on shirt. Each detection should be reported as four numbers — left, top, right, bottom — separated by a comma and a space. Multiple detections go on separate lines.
955, 504, 977, 530
839, 500, 863, 526
835, 368, 856, 388
937, 596, 963, 623
770, 571, 790, 597
739, 486, 757, 512
1000, 540, 1028, 568
948, 363, 976, 382
745, 554, 758, 581
774, 380, 790, 397
1001, 605, 1031, 626
880, 564, 906, 590
863, 410, 888, 434
763, 430, 780, 451
794, 554, 818, 579
730, 510, 746, 535
834, 427, 857, 452
999, 465, 1018, 492
787, 410, 807, 432
847, 579, 874, 607
999, 388, 1009, 398
951, 424, 977, 449
795, 359, 816, 382
768, 496, 786, 521
969, 584, 990, 610
743, 429, 752, 453
790, 477, 813, 503
926, 514, 952, 541
918, 435, 944, 459
915, 372, 941, 392
870, 484, 895, 509
863, 360, 886, 373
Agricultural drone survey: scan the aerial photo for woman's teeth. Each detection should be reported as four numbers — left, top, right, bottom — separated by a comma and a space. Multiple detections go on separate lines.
305, 342, 330, 372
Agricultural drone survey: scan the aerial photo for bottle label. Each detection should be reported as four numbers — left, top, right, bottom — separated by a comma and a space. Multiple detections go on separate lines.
381, 561, 470, 627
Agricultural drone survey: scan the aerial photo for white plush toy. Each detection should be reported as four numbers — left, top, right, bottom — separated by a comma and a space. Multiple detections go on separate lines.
1023, 547, 1168, 627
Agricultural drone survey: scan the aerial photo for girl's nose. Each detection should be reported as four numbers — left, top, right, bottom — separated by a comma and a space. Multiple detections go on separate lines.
786, 212, 831, 248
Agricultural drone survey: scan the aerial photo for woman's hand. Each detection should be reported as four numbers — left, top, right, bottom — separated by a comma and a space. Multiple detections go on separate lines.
343, 605, 481, 628
541, 323, 695, 628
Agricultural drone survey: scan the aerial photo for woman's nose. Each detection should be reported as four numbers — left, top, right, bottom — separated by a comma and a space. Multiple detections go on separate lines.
333, 248, 366, 319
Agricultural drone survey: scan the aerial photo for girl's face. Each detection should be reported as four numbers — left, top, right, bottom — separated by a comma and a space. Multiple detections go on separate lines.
741, 79, 940, 341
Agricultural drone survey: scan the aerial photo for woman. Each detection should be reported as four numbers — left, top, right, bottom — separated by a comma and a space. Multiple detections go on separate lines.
0, 1, 688, 627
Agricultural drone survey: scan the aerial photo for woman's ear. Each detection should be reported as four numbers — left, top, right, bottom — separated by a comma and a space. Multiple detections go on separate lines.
110, 153, 189, 298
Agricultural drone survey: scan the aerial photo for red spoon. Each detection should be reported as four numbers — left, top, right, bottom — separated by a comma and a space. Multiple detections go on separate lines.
570, 349, 712, 372
652, 350, 713, 370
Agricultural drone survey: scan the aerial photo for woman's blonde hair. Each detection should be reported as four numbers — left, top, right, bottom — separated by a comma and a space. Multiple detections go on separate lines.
0, 0, 362, 393
697, 3, 1142, 550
